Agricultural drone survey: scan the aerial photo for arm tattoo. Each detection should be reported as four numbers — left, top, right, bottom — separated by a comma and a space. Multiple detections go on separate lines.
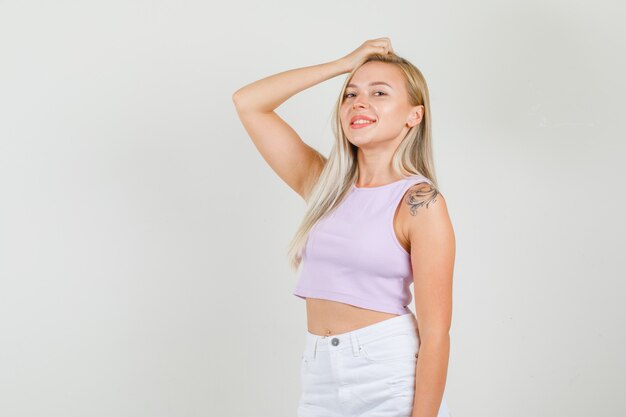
404, 184, 439, 216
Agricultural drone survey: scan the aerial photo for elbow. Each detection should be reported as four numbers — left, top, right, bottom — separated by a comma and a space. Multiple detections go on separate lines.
232, 89, 253, 113
232, 90, 243, 107
419, 328, 450, 345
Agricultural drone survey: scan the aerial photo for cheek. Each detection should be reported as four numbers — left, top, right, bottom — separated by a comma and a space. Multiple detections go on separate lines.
379, 104, 406, 126
340, 109, 351, 126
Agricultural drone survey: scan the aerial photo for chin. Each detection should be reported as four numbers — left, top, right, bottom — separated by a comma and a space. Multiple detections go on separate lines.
347, 136, 374, 147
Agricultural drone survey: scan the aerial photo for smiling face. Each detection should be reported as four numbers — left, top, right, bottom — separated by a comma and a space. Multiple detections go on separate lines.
341, 61, 423, 149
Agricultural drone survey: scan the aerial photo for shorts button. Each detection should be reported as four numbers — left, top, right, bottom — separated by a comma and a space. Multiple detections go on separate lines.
331, 337, 340, 346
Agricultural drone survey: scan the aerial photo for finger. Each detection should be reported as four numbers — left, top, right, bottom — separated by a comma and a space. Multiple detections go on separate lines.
370, 41, 388, 52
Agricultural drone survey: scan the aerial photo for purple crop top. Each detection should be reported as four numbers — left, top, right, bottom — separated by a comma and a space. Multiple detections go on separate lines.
293, 174, 434, 315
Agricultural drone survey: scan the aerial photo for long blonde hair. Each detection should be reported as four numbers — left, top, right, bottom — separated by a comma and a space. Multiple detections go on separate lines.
286, 52, 439, 271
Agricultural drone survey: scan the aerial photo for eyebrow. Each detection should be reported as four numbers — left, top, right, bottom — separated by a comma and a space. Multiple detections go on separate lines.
346, 81, 393, 89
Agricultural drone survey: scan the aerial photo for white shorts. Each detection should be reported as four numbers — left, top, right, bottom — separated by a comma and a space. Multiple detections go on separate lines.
298, 312, 452, 417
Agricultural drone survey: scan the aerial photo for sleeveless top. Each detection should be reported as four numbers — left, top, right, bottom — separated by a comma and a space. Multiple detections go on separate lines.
293, 174, 434, 315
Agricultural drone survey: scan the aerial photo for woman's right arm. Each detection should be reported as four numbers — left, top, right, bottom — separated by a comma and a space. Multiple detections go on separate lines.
232, 59, 350, 200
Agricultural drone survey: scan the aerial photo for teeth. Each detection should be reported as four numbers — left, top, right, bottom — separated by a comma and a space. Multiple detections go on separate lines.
353, 119, 374, 125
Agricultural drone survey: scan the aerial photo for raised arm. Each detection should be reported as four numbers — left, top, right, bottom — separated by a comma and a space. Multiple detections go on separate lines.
232, 59, 350, 200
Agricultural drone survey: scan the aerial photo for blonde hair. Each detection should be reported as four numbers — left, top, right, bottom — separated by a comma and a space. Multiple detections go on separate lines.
286, 52, 439, 271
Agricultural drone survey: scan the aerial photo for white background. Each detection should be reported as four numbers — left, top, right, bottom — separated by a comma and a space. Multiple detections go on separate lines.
1, 1, 625, 416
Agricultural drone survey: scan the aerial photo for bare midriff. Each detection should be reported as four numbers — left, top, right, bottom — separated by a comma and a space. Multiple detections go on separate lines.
305, 297, 404, 336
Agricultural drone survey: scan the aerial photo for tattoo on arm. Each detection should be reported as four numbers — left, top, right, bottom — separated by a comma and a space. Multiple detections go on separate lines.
404, 184, 439, 216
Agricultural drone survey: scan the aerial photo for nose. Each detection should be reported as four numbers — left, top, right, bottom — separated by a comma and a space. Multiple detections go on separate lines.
353, 99, 369, 109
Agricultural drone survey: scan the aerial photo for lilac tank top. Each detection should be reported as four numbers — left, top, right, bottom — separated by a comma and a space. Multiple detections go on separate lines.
293, 174, 434, 315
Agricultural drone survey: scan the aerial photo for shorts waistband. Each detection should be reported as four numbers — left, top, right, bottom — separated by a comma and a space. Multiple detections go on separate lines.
304, 312, 418, 357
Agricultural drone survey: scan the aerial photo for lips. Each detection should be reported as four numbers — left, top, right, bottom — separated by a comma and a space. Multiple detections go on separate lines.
350, 114, 377, 128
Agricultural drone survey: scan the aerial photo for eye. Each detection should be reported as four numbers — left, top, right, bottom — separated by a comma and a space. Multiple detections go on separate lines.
343, 91, 386, 99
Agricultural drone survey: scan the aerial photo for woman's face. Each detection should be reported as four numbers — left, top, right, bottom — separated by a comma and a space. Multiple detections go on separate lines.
340, 61, 423, 149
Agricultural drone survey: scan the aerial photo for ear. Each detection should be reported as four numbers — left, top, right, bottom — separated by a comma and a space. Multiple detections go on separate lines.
407, 105, 425, 128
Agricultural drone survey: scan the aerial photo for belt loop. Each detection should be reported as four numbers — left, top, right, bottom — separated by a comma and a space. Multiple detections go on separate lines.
350, 332, 360, 357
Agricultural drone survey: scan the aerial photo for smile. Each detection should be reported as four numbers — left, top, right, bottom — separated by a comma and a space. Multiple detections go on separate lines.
350, 120, 376, 129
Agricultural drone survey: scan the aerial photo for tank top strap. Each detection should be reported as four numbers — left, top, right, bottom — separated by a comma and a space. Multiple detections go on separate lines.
384, 176, 433, 220
390, 175, 434, 207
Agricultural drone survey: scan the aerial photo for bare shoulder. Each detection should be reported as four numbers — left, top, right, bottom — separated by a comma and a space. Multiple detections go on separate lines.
399, 182, 453, 244
403, 182, 442, 216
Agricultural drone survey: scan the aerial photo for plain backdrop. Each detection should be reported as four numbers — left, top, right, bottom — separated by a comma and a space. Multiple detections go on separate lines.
1, 1, 625, 416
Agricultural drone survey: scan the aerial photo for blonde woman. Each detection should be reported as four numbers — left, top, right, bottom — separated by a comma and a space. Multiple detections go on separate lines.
232, 38, 455, 417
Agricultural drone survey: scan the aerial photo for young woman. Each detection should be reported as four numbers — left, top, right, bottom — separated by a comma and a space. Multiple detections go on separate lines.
233, 38, 455, 417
